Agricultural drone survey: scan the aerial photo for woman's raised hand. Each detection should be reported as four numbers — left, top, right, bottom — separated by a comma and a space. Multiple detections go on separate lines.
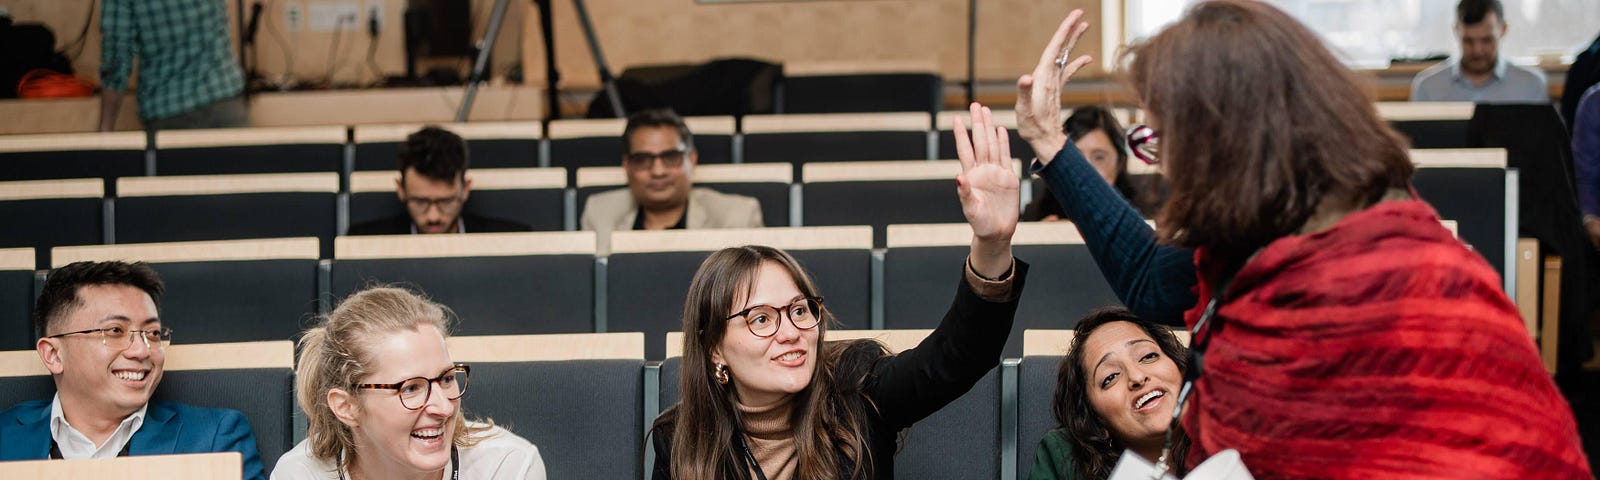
1017, 9, 1093, 165
952, 102, 1018, 276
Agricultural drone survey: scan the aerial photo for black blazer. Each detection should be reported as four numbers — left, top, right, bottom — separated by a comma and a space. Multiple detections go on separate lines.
650, 260, 1029, 480
346, 213, 531, 235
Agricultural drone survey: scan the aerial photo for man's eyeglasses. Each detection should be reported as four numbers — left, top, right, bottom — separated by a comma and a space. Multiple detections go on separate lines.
403, 194, 465, 213
1127, 124, 1160, 165
724, 297, 824, 338
47, 326, 173, 351
357, 365, 471, 410
624, 149, 689, 169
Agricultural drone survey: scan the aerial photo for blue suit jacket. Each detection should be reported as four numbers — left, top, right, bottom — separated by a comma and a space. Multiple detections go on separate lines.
0, 399, 265, 480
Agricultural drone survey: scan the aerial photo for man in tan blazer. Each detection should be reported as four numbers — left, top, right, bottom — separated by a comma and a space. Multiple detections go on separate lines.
581, 109, 762, 250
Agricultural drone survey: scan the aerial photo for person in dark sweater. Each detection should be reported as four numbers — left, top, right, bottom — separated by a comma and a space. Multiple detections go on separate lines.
650, 104, 1026, 480
347, 126, 530, 235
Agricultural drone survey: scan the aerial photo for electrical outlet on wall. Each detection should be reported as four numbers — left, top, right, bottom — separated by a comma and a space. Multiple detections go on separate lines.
284, 1, 304, 32
366, 0, 383, 33
308, 1, 361, 31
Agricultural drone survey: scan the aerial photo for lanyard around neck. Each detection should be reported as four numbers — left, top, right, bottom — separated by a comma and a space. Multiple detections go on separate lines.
1152, 265, 1239, 479
339, 444, 459, 480
736, 434, 769, 480
48, 438, 130, 459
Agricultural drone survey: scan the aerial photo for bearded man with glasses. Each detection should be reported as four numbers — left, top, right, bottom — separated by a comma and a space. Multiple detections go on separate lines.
0, 261, 265, 479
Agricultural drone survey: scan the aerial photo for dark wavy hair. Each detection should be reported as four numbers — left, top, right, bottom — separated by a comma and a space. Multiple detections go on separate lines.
1063, 105, 1134, 197
1053, 307, 1189, 479
398, 125, 469, 182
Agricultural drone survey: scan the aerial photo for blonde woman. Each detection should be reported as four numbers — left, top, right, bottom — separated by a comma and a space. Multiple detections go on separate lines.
271, 287, 546, 480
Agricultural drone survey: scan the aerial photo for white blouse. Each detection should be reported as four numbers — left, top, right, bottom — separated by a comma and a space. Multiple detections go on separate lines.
270, 424, 547, 480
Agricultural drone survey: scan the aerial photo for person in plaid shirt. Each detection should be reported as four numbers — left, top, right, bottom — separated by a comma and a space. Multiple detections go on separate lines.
98, 0, 247, 131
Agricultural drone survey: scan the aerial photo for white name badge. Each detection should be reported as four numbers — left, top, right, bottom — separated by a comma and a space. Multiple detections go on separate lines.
1107, 449, 1254, 480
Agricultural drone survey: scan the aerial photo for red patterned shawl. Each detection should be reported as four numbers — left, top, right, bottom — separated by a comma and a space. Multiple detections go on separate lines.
1181, 199, 1591, 479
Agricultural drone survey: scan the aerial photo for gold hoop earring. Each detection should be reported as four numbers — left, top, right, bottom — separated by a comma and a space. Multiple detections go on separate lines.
714, 363, 730, 385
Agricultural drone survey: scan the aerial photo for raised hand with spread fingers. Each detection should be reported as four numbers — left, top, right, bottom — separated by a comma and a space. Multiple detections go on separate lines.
951, 102, 1019, 278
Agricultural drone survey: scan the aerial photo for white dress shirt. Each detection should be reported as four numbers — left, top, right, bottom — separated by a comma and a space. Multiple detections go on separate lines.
48, 394, 148, 459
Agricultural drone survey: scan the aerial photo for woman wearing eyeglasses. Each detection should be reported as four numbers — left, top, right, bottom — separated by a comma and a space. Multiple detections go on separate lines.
650, 104, 1025, 480
1009, 2, 1588, 478
272, 287, 547, 480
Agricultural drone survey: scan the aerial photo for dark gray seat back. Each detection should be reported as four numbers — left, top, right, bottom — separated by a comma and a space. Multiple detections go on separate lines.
331, 233, 597, 336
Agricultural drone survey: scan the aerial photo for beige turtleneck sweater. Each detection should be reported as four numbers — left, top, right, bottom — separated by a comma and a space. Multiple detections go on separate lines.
737, 396, 798, 480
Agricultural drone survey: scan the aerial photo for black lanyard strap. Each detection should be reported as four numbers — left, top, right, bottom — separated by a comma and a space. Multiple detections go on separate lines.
1153, 265, 1238, 478
48, 438, 132, 459
736, 434, 769, 480
338, 444, 459, 480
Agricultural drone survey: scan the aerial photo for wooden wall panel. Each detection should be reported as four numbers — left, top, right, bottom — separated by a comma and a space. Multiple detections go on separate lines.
524, 0, 1103, 90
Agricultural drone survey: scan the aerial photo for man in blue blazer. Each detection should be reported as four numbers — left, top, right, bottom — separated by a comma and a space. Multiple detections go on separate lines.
0, 261, 264, 479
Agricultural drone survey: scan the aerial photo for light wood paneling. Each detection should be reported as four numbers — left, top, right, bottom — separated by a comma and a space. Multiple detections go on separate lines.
0, 452, 242, 479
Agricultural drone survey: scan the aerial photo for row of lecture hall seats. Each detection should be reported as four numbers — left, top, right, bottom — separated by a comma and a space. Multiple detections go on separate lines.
1, 147, 1514, 272
0, 329, 1192, 480
0, 104, 1479, 187
0, 215, 1470, 363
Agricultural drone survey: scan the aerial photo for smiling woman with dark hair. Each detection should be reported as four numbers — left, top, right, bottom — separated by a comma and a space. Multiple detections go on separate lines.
1029, 308, 1189, 480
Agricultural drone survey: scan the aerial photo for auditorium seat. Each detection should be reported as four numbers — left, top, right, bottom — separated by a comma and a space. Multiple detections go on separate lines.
0, 249, 34, 351
114, 173, 340, 254
0, 340, 297, 476
331, 232, 597, 335
1410, 148, 1512, 282
446, 333, 644, 480
742, 112, 934, 166
0, 131, 146, 193
346, 168, 567, 234
52, 238, 321, 344
546, 116, 735, 176
351, 122, 543, 172
934, 109, 1033, 161
575, 162, 793, 232
1379, 102, 1473, 149
780, 72, 943, 115
882, 223, 1126, 358
803, 160, 1018, 247
153, 126, 347, 176
0, 178, 106, 270
606, 226, 874, 359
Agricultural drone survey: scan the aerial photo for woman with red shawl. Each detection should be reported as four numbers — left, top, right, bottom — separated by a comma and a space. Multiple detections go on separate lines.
1007, 1, 1591, 478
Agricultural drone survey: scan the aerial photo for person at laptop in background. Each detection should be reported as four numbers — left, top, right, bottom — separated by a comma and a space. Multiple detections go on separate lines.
348, 126, 531, 235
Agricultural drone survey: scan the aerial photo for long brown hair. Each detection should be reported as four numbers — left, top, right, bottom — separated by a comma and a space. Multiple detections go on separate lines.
1053, 308, 1190, 479
1124, 0, 1413, 262
655, 246, 874, 479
